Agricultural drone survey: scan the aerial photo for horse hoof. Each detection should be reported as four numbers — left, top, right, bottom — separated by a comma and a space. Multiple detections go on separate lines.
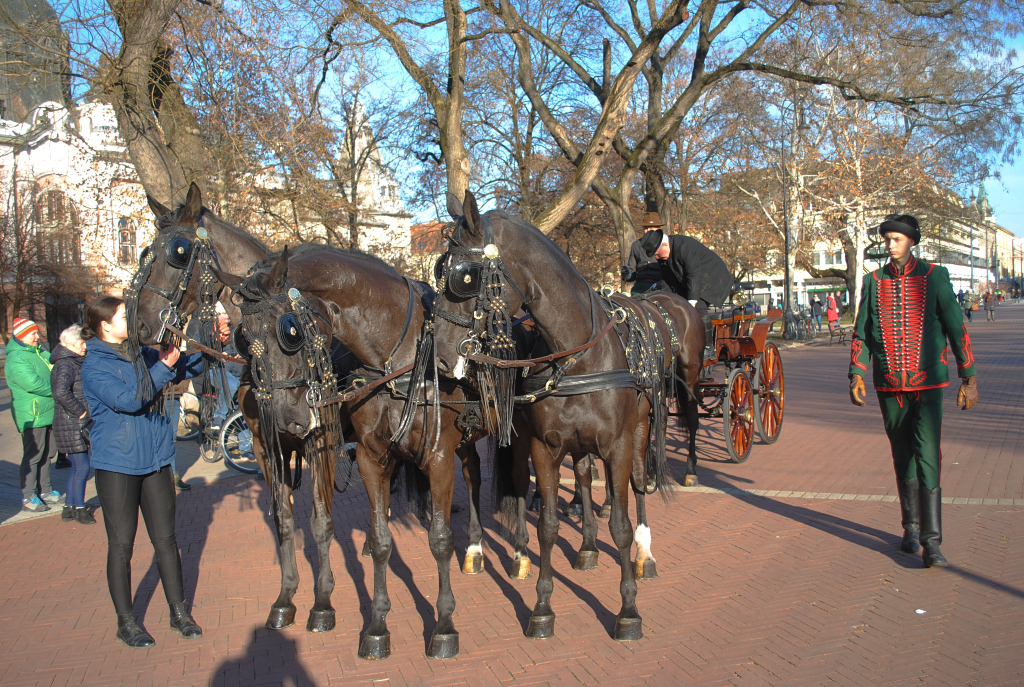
508, 557, 533, 579
634, 558, 658, 579
683, 474, 699, 488
358, 632, 391, 660
265, 604, 296, 630
361, 540, 371, 557
462, 552, 484, 575
426, 632, 459, 659
574, 549, 599, 571
526, 614, 555, 639
598, 504, 612, 519
564, 502, 583, 518
613, 616, 643, 641
528, 496, 541, 512
306, 608, 335, 633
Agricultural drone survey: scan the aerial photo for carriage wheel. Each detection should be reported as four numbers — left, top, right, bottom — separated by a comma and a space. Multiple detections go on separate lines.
724, 368, 754, 463
753, 343, 785, 444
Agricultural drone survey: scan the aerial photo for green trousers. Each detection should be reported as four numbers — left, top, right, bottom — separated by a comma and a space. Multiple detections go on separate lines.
877, 388, 944, 489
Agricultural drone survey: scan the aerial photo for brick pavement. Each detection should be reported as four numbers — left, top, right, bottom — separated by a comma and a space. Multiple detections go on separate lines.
0, 304, 1020, 686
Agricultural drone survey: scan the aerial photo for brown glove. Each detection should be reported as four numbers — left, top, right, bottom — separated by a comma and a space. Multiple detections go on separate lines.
957, 376, 978, 410
849, 375, 866, 406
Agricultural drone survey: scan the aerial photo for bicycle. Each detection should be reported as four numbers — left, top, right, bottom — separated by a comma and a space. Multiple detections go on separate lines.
175, 390, 201, 441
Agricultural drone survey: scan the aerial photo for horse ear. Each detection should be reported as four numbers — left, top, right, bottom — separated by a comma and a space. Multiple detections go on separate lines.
446, 191, 464, 220
147, 194, 171, 219
181, 182, 203, 223
211, 267, 244, 288
463, 190, 482, 236
267, 246, 289, 290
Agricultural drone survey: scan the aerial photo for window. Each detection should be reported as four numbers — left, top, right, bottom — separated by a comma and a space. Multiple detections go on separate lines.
118, 217, 136, 266
34, 189, 80, 266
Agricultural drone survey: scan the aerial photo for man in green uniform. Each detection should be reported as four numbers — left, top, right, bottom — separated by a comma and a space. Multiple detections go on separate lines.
849, 215, 978, 568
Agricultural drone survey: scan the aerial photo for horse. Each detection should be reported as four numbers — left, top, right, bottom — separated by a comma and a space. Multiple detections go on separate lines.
214, 245, 497, 660
431, 190, 687, 641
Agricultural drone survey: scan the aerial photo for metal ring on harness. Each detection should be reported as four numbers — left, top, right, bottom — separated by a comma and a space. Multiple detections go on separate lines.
611, 307, 628, 323
457, 337, 481, 357
305, 386, 323, 407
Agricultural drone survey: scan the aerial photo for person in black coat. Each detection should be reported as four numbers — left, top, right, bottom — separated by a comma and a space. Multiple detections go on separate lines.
639, 229, 733, 356
50, 324, 95, 524
621, 212, 669, 294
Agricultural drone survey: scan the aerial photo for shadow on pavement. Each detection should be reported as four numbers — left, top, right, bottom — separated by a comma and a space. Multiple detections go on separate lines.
209, 627, 317, 687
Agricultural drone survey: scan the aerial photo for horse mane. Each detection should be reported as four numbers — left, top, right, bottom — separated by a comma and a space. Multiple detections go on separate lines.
156, 203, 271, 255
240, 243, 399, 300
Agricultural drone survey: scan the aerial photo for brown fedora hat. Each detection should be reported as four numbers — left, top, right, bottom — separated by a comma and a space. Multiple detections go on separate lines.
640, 211, 664, 229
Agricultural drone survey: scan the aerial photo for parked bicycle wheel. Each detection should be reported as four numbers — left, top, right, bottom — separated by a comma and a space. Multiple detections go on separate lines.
176, 392, 201, 441
219, 410, 261, 474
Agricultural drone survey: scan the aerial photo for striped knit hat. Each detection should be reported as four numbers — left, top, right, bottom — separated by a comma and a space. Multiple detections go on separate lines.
12, 318, 38, 341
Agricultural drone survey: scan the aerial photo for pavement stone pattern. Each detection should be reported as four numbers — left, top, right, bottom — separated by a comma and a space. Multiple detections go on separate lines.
0, 303, 1020, 686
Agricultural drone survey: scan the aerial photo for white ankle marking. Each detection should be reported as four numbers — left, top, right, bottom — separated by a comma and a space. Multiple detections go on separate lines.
634, 524, 652, 552
466, 543, 483, 556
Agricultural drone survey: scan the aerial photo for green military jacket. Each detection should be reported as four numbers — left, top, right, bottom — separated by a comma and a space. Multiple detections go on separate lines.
850, 256, 976, 391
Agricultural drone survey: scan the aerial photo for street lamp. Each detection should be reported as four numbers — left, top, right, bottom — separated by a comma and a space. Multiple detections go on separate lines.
782, 98, 811, 315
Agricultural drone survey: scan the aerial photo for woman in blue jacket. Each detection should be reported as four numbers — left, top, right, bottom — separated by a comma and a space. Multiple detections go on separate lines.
81, 296, 204, 648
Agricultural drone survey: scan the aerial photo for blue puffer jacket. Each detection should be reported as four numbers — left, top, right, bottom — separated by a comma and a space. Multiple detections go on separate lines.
82, 339, 203, 475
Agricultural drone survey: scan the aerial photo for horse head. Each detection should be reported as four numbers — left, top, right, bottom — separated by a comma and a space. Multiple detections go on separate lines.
214, 247, 338, 444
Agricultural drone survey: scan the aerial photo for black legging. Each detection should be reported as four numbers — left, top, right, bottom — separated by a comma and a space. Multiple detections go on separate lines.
95, 466, 184, 615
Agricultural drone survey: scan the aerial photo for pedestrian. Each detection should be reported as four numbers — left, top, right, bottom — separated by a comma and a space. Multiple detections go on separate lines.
621, 212, 668, 295
50, 324, 95, 524
964, 291, 974, 322
811, 295, 824, 332
957, 289, 965, 307
6, 317, 61, 512
849, 214, 977, 569
984, 291, 996, 321
81, 296, 205, 647
826, 293, 840, 327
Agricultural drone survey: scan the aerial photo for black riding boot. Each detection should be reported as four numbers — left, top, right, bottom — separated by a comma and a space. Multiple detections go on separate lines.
169, 600, 203, 638
116, 613, 155, 648
919, 485, 948, 568
897, 479, 920, 553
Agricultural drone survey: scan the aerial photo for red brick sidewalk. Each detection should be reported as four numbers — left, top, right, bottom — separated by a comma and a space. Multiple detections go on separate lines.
0, 311, 1021, 686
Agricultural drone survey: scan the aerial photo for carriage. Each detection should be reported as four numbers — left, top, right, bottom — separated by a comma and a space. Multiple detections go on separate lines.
693, 289, 785, 464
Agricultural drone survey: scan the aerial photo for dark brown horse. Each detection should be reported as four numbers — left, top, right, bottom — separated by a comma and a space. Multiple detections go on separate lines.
432, 191, 678, 641
215, 245, 495, 660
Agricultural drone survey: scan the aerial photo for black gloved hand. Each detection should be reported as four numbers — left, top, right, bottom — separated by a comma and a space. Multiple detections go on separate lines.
621, 265, 635, 282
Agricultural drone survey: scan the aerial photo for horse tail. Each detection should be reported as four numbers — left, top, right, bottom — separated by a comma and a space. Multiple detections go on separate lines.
491, 440, 519, 543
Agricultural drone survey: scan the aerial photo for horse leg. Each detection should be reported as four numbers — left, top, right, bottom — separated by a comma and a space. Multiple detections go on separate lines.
425, 455, 459, 659
610, 435, 642, 641
306, 486, 336, 632
457, 443, 484, 574
357, 451, 394, 660
598, 458, 612, 519
573, 454, 599, 571
633, 492, 658, 579
526, 444, 560, 639
266, 483, 299, 629
683, 396, 700, 487
509, 436, 533, 579
564, 475, 584, 518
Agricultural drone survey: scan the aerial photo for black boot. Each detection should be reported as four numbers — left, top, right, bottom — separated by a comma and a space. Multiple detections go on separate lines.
896, 479, 920, 553
919, 485, 948, 568
74, 507, 96, 524
116, 614, 155, 648
169, 600, 202, 638
62, 506, 74, 522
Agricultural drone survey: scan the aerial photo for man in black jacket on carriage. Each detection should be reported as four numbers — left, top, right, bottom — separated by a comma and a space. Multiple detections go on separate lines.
639, 228, 733, 358
621, 212, 669, 295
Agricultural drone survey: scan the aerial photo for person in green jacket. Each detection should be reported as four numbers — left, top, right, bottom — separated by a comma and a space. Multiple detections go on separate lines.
849, 215, 978, 568
6, 317, 61, 512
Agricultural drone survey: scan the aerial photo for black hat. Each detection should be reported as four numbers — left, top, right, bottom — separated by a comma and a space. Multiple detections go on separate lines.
640, 229, 665, 258
879, 214, 921, 245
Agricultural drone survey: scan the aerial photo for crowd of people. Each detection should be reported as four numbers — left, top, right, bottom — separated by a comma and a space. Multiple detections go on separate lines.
5, 299, 208, 647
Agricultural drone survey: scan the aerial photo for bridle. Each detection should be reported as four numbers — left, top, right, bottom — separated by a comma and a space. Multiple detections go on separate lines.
123, 211, 232, 434
232, 277, 344, 507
